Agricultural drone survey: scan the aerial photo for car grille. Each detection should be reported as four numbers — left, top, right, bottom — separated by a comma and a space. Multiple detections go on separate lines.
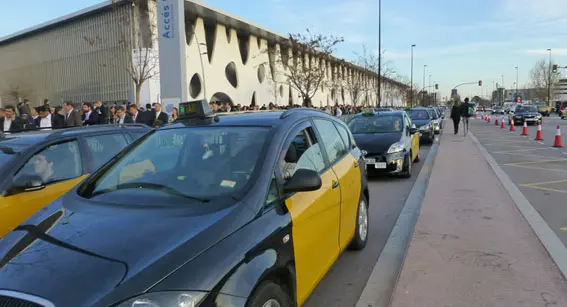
0, 295, 43, 307
366, 154, 386, 162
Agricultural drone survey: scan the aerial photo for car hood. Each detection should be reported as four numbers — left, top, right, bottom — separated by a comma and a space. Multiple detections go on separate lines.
411, 119, 431, 128
353, 132, 402, 155
0, 193, 252, 307
514, 112, 539, 116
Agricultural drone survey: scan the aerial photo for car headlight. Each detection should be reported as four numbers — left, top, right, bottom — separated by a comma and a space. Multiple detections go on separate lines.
420, 124, 431, 130
117, 291, 207, 307
387, 141, 405, 154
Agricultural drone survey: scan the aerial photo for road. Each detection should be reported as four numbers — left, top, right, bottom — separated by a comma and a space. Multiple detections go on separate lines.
303, 136, 436, 307
470, 116, 567, 248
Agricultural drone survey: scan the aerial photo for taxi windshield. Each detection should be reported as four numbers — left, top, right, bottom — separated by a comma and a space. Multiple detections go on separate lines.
407, 110, 430, 120
427, 109, 439, 119
516, 106, 537, 113
348, 115, 403, 134
81, 126, 270, 204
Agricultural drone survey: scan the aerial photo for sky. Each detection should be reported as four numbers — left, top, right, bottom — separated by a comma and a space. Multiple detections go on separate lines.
1, 0, 566, 100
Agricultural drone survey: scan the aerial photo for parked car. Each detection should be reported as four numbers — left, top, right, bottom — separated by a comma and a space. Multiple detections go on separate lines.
0, 124, 151, 238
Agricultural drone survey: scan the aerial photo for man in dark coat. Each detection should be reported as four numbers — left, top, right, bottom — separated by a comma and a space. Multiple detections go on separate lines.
0, 105, 25, 132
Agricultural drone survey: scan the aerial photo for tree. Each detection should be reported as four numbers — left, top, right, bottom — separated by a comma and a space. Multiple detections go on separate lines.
350, 46, 396, 107
529, 58, 561, 105
270, 29, 343, 107
84, 0, 159, 107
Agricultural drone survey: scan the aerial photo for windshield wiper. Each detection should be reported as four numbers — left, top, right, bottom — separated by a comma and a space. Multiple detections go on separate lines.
91, 182, 210, 203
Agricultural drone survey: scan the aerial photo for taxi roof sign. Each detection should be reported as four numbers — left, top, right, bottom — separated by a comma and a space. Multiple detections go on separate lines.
178, 99, 213, 119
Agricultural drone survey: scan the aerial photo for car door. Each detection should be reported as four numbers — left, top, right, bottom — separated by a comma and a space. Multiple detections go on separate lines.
0, 140, 86, 238
313, 118, 362, 250
405, 115, 419, 161
279, 122, 341, 305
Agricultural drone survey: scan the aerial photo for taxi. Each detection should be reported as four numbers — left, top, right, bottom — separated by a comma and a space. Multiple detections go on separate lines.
347, 110, 420, 178
0, 100, 369, 307
0, 124, 150, 238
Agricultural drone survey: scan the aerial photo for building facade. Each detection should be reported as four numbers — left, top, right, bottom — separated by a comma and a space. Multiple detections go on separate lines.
0, 0, 408, 109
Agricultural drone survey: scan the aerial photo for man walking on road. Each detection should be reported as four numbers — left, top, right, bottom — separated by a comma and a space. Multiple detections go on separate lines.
460, 97, 473, 136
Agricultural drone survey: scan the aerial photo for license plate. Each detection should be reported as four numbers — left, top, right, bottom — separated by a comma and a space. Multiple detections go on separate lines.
365, 158, 376, 164
374, 162, 387, 169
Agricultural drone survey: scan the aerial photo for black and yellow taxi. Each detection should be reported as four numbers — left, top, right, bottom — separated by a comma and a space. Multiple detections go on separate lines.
0, 100, 369, 307
347, 110, 420, 178
0, 124, 150, 239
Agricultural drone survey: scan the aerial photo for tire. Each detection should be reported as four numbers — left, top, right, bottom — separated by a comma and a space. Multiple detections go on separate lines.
348, 194, 369, 250
247, 281, 293, 307
400, 153, 412, 178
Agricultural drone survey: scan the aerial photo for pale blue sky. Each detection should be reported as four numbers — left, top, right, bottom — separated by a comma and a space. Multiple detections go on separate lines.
1, 0, 566, 99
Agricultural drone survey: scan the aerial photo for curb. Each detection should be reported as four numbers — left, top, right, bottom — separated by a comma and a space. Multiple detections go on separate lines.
355, 137, 440, 307
470, 132, 567, 280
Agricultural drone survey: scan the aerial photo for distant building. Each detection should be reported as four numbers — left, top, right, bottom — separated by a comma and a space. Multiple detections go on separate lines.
553, 79, 567, 103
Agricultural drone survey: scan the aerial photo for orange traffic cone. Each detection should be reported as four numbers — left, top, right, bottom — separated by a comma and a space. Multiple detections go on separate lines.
521, 120, 528, 135
553, 125, 563, 148
488, 115, 491, 123
494, 117, 499, 125
481, 114, 485, 120
509, 120, 515, 132
474, 112, 477, 118
535, 122, 543, 141
500, 118, 506, 129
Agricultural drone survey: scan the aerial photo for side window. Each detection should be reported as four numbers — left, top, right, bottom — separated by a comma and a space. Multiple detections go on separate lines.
334, 122, 351, 150
280, 127, 326, 180
404, 115, 412, 130
15, 141, 82, 185
313, 119, 348, 165
85, 134, 129, 170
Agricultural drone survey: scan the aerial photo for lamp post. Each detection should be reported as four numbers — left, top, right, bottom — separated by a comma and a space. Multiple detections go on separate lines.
377, 0, 382, 107
514, 66, 518, 94
501, 75, 504, 104
428, 74, 432, 106
547, 48, 552, 107
410, 44, 416, 107
422, 65, 427, 106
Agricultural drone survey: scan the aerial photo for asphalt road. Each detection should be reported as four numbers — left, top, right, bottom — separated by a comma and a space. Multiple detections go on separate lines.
469, 117, 567, 248
303, 136, 436, 307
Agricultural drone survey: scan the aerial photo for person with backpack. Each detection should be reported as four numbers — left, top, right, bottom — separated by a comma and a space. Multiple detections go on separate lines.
460, 97, 473, 136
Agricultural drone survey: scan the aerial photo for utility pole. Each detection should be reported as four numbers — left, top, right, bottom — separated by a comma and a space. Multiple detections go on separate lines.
515, 66, 519, 94
377, 0, 382, 107
410, 44, 416, 107
422, 64, 427, 106
547, 48, 552, 107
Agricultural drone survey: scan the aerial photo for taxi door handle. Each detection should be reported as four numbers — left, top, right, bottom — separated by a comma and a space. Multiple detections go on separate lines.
332, 181, 340, 189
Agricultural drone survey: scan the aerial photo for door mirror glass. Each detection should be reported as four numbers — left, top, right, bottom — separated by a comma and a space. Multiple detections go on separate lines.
11, 175, 46, 194
283, 169, 322, 193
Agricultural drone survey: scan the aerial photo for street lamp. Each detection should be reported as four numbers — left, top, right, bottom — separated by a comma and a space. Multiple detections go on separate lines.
422, 65, 427, 105
428, 74, 432, 106
547, 48, 552, 106
514, 66, 518, 94
410, 44, 416, 107
377, 0, 382, 107
501, 75, 504, 104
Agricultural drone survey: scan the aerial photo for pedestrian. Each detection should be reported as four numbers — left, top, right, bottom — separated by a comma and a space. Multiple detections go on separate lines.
460, 97, 473, 136
450, 97, 461, 135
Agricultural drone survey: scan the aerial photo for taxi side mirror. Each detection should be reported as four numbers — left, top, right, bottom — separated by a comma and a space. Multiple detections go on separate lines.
409, 127, 419, 134
10, 175, 46, 194
283, 169, 322, 193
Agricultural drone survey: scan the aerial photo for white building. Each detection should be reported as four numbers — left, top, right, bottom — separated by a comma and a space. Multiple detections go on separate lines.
0, 0, 408, 109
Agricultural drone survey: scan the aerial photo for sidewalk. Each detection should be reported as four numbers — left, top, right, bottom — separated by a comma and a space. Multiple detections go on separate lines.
390, 132, 567, 307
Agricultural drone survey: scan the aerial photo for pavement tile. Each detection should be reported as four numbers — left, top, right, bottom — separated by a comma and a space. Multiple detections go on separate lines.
390, 132, 567, 307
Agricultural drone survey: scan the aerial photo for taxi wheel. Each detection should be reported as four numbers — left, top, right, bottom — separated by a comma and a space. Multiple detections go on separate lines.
348, 194, 369, 250
400, 154, 412, 178
247, 281, 292, 307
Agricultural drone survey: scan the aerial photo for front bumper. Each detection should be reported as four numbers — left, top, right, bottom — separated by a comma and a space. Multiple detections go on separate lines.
513, 117, 541, 125
364, 152, 405, 173
419, 129, 433, 141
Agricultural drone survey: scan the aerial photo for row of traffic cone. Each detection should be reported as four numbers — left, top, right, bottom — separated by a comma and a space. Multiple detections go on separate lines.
483, 113, 562, 147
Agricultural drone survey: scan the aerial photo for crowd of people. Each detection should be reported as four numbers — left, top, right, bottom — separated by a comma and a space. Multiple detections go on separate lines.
0, 98, 381, 133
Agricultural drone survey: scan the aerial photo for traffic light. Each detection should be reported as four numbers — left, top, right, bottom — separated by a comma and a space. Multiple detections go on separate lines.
435, 83, 439, 90
478, 80, 482, 86
553, 64, 558, 73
